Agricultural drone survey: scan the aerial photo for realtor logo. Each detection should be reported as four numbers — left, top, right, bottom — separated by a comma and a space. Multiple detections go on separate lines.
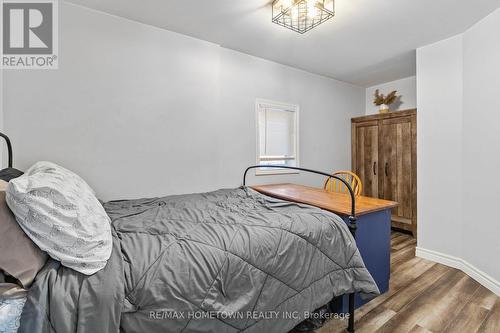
1, 0, 58, 69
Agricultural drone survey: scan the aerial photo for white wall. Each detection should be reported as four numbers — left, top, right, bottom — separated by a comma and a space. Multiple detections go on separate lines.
365, 76, 416, 115
416, 35, 463, 259
417, 8, 500, 294
0, 64, 5, 167
0, 67, 3, 165
461, 8, 500, 285
1, 2, 364, 200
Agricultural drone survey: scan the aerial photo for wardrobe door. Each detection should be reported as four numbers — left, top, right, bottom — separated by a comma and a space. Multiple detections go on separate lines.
352, 121, 379, 198
379, 116, 416, 233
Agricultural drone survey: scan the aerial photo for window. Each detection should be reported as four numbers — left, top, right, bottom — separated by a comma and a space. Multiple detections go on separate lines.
256, 99, 299, 175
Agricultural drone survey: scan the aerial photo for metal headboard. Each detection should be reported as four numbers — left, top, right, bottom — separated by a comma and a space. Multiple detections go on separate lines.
243, 165, 357, 221
243, 165, 358, 332
0, 132, 13, 168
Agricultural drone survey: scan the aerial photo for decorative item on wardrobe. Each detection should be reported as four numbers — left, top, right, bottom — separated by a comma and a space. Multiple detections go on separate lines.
373, 89, 398, 113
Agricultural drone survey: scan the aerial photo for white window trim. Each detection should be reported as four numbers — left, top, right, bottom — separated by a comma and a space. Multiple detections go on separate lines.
255, 99, 300, 176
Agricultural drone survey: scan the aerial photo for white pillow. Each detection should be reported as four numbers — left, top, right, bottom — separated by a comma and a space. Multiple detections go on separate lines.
6, 161, 112, 275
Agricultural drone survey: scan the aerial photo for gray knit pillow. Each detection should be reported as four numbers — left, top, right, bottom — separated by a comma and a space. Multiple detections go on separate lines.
6, 161, 112, 275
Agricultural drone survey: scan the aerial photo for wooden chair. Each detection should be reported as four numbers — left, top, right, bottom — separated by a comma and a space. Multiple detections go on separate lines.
324, 170, 363, 196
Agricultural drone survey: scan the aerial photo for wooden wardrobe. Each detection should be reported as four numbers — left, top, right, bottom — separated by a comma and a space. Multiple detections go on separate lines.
351, 109, 417, 236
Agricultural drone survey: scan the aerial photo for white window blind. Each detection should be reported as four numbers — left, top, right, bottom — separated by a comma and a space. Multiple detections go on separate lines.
256, 100, 299, 175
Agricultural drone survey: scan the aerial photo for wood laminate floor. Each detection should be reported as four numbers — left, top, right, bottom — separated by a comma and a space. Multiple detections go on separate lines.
315, 232, 500, 333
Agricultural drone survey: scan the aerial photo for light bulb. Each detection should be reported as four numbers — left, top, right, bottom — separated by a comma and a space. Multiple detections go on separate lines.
291, 6, 299, 20
307, 0, 319, 18
281, 0, 293, 10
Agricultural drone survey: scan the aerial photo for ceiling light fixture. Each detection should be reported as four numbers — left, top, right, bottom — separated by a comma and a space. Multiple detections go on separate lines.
272, 0, 335, 34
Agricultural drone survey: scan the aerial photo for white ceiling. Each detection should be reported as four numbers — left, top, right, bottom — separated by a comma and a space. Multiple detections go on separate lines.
66, 0, 500, 86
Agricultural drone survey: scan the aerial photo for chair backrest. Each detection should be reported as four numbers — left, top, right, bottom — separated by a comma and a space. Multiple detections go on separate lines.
324, 170, 363, 196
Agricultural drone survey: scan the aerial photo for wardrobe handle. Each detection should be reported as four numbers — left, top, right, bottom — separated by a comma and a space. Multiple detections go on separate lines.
385, 162, 389, 177
373, 162, 377, 175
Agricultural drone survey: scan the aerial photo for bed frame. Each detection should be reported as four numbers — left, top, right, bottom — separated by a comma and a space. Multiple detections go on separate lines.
0, 132, 13, 168
243, 165, 358, 333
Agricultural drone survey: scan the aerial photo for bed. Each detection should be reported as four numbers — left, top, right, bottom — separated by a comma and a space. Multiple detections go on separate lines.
0, 134, 378, 333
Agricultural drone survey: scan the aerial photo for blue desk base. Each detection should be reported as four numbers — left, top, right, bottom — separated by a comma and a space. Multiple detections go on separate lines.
331, 209, 391, 312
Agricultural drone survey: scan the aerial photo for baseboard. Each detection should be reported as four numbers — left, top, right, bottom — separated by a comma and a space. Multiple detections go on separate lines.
416, 247, 500, 297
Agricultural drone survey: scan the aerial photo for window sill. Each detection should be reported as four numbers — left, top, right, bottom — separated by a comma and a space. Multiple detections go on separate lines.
255, 169, 300, 176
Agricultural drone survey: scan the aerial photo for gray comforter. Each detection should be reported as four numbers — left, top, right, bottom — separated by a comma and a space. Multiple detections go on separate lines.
19, 187, 378, 333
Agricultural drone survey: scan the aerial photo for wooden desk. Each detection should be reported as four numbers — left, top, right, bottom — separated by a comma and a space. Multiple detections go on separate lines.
251, 183, 398, 216
251, 183, 398, 310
